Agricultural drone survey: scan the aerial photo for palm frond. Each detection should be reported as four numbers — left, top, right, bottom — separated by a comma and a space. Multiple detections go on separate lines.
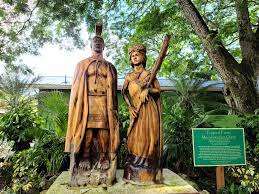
38, 91, 69, 138
0, 64, 40, 110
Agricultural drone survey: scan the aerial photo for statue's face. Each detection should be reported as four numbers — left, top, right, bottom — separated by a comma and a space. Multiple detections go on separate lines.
91, 37, 104, 53
131, 51, 144, 66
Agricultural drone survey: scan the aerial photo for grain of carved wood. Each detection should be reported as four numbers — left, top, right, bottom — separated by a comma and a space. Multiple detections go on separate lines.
64, 25, 119, 186
122, 44, 163, 183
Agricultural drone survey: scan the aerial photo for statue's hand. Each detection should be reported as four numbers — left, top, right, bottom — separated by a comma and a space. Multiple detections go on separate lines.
129, 106, 138, 118
140, 89, 149, 103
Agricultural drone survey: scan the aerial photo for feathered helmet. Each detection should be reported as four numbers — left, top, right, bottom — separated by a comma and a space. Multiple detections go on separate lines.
128, 44, 147, 68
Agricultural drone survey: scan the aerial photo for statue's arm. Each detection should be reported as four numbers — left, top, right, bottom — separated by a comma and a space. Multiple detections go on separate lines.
149, 78, 161, 94
69, 62, 81, 104
109, 63, 118, 111
66, 61, 82, 138
122, 75, 133, 108
122, 75, 138, 118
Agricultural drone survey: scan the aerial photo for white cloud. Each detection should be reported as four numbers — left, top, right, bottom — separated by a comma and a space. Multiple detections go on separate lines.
21, 44, 90, 76
20, 43, 113, 77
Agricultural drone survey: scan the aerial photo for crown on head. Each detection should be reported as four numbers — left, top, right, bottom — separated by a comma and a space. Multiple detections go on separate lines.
128, 44, 146, 56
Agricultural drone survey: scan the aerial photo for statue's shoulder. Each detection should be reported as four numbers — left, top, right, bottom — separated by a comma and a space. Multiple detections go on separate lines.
125, 69, 151, 81
103, 59, 113, 66
125, 71, 135, 81
142, 69, 151, 76
103, 60, 117, 72
76, 58, 92, 67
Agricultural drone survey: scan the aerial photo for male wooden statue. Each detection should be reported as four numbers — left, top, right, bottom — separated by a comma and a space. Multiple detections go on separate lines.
65, 24, 119, 186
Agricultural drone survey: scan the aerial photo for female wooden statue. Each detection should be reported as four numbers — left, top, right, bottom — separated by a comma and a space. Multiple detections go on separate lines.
122, 44, 163, 183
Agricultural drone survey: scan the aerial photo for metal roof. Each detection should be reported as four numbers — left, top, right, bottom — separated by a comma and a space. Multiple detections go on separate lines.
34, 76, 226, 92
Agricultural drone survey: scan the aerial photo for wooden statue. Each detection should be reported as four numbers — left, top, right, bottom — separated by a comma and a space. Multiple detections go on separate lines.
122, 36, 170, 184
65, 24, 119, 186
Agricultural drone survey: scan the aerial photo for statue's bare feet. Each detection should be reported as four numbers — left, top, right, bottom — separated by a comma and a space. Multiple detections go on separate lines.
100, 159, 109, 170
97, 155, 110, 170
79, 159, 91, 171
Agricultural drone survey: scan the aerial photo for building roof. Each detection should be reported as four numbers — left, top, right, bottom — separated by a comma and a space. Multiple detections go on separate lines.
34, 76, 227, 92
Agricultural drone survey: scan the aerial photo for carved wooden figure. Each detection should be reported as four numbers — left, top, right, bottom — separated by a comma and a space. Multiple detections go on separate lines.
65, 24, 119, 186
122, 44, 163, 183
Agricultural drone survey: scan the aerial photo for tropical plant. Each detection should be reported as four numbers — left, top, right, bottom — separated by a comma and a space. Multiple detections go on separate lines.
38, 91, 69, 138
170, 76, 228, 115
218, 183, 249, 194
11, 148, 42, 193
163, 76, 222, 172
162, 75, 231, 193
0, 65, 39, 109
227, 165, 259, 193
10, 134, 68, 193
0, 65, 40, 151
238, 115, 259, 167
37, 135, 68, 176
0, 104, 41, 151
0, 132, 14, 190
0, 132, 14, 163
117, 103, 130, 168
0, 66, 69, 192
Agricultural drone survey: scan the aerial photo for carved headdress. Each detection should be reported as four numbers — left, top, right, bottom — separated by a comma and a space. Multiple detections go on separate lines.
128, 44, 146, 56
128, 44, 147, 67
92, 23, 104, 43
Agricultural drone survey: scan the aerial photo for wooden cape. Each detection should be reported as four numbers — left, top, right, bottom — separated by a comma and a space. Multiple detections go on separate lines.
64, 57, 119, 154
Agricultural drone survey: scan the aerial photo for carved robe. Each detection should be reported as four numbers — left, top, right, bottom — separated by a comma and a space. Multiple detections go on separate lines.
122, 69, 163, 182
65, 57, 119, 154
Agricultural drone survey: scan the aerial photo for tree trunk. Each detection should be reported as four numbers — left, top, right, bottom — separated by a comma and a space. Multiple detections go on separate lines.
255, 24, 259, 79
177, 0, 257, 113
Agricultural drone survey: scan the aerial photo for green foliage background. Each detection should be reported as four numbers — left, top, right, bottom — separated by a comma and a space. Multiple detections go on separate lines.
1, 0, 258, 78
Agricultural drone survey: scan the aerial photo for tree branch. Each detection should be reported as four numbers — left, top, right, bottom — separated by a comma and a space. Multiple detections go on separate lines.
176, 0, 240, 80
248, 0, 259, 5
15, 0, 40, 36
225, 36, 239, 47
235, 0, 256, 65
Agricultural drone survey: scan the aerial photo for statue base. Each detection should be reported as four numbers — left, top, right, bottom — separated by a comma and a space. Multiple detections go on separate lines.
70, 169, 108, 186
68, 152, 117, 186
123, 164, 160, 184
46, 169, 199, 194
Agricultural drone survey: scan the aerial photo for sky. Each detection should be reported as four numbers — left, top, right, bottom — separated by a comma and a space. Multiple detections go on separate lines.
21, 43, 90, 77
20, 42, 113, 77
0, 23, 113, 77
0, 44, 113, 77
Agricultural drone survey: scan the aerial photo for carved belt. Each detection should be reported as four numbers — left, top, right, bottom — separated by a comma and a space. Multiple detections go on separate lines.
88, 91, 107, 96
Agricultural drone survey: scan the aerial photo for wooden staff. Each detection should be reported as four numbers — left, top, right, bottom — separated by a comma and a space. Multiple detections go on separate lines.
127, 34, 171, 136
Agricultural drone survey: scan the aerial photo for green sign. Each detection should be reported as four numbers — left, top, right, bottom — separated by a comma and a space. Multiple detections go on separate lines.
192, 128, 246, 166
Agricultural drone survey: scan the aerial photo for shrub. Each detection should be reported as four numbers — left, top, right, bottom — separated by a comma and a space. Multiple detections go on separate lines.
227, 165, 259, 193
117, 103, 130, 169
0, 66, 68, 192
11, 148, 42, 193
38, 91, 69, 138
163, 101, 197, 174
218, 183, 249, 194
11, 135, 68, 193
0, 64, 40, 151
0, 105, 40, 151
0, 132, 14, 190
222, 115, 259, 193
